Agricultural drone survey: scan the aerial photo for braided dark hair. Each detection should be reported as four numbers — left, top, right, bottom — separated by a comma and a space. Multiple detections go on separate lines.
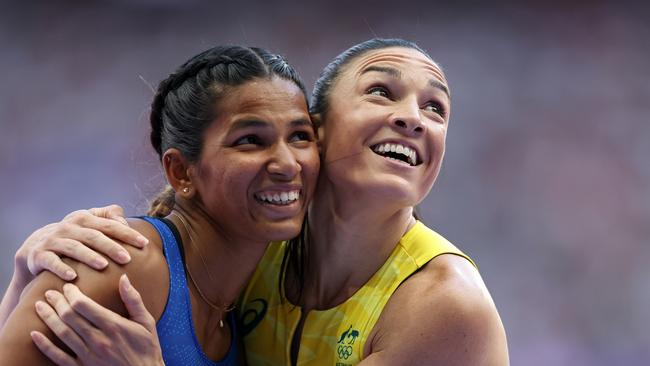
146, 46, 307, 217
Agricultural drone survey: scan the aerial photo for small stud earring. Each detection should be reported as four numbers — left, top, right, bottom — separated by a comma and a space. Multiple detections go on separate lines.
182, 187, 190, 194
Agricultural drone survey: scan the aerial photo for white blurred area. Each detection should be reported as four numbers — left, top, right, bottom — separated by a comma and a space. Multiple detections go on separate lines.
1, 1, 649, 364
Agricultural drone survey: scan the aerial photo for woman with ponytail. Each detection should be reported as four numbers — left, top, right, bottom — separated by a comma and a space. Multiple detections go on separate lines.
5, 39, 509, 365
0, 45, 319, 365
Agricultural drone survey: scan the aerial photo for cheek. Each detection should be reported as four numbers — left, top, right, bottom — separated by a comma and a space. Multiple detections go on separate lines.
196, 158, 254, 199
322, 122, 361, 154
428, 126, 447, 155
299, 148, 321, 182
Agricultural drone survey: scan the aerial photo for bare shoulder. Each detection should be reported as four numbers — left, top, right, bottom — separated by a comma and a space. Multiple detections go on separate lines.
65, 217, 169, 319
363, 254, 509, 366
122, 217, 169, 319
0, 218, 169, 364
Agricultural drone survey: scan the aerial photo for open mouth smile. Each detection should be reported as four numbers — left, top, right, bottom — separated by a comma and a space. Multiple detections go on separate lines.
371, 142, 420, 166
254, 190, 301, 206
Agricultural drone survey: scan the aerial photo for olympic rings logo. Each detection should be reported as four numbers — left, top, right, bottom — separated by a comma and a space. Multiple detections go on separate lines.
337, 345, 353, 360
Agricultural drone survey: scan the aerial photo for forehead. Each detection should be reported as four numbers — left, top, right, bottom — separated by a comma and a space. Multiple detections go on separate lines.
211, 77, 308, 126
217, 77, 306, 113
343, 47, 448, 88
205, 76, 309, 137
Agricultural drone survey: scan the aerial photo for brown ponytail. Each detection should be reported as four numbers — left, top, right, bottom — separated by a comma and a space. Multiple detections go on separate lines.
147, 185, 175, 218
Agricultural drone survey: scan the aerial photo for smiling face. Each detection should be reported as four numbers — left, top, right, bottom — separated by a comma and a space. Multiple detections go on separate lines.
189, 76, 320, 242
318, 46, 451, 207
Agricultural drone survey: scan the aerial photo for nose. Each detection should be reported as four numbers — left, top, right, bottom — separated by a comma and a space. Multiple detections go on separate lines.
267, 142, 301, 179
390, 98, 425, 136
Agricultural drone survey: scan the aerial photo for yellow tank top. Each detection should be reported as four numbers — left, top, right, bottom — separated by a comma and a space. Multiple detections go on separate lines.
238, 221, 476, 366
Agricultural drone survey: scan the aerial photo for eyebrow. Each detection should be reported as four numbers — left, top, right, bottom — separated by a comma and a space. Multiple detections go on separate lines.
361, 65, 402, 79
360, 65, 450, 98
429, 80, 450, 99
227, 118, 312, 134
227, 119, 269, 133
289, 119, 313, 128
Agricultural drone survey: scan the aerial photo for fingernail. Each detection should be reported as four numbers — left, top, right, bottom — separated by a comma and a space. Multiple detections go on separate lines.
35, 300, 45, 311
121, 274, 132, 291
62, 283, 74, 292
30, 331, 44, 343
117, 251, 131, 263
65, 270, 77, 280
44, 291, 55, 301
94, 256, 109, 268
137, 235, 149, 246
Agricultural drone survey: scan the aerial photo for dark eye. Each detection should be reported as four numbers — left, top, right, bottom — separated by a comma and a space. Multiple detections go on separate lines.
367, 86, 390, 98
423, 102, 445, 117
233, 135, 263, 146
289, 130, 313, 143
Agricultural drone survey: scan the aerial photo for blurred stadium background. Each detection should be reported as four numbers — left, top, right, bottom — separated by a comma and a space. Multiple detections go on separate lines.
1, 1, 648, 364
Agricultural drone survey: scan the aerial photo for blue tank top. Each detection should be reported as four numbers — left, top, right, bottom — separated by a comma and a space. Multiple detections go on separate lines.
141, 216, 238, 366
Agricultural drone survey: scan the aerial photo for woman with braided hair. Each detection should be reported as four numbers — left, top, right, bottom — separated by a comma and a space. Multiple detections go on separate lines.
0, 45, 320, 365
4, 39, 509, 365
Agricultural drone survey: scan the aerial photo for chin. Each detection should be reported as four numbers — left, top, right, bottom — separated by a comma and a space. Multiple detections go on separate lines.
257, 219, 305, 242
363, 176, 425, 203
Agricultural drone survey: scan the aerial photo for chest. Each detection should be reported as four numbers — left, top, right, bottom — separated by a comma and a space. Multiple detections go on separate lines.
242, 290, 390, 366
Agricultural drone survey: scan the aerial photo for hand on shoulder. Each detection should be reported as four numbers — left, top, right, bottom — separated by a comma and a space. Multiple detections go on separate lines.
0, 217, 168, 364
66, 217, 168, 320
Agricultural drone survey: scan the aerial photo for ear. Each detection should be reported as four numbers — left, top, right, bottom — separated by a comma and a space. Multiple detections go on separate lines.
311, 113, 324, 154
162, 149, 196, 199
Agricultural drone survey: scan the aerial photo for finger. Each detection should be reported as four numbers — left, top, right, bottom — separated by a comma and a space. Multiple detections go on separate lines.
31, 331, 78, 366
35, 300, 87, 355
58, 226, 133, 265
61, 283, 121, 331
67, 213, 149, 250
119, 274, 157, 332
89, 204, 128, 226
34, 236, 110, 271
46, 290, 104, 341
40, 222, 127, 266
63, 209, 90, 221
31, 251, 78, 280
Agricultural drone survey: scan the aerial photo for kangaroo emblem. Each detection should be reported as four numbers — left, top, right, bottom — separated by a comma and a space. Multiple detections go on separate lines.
336, 325, 360, 360
337, 325, 352, 344
347, 329, 359, 345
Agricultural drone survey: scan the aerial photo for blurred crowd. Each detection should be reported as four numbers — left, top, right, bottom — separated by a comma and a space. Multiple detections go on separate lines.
1, 1, 648, 364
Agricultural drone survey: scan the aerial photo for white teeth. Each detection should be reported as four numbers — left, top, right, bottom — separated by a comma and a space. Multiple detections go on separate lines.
256, 190, 300, 205
372, 142, 418, 166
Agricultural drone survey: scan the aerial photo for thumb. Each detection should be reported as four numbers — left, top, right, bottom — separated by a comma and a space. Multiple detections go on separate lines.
119, 274, 156, 332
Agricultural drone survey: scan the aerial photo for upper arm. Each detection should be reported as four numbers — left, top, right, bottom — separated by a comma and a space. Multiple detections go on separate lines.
0, 218, 168, 365
0, 270, 67, 364
361, 254, 509, 366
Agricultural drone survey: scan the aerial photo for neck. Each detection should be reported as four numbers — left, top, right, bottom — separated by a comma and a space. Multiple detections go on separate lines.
168, 201, 269, 312
300, 180, 416, 310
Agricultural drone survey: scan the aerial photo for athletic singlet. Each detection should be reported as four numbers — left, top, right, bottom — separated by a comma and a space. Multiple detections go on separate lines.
238, 220, 475, 366
141, 217, 238, 366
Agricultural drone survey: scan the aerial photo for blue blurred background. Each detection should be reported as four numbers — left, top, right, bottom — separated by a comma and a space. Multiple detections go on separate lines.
1, 1, 649, 364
